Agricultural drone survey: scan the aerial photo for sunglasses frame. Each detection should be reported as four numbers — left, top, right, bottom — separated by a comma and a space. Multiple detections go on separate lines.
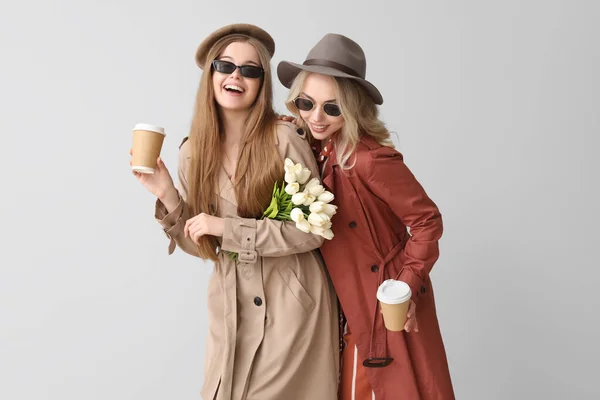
293, 97, 342, 117
211, 60, 264, 79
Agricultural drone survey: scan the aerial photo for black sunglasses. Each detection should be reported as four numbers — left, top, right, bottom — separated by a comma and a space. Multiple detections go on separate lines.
211, 60, 264, 79
293, 97, 342, 117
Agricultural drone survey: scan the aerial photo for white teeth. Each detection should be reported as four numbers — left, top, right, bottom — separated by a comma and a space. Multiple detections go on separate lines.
224, 85, 244, 92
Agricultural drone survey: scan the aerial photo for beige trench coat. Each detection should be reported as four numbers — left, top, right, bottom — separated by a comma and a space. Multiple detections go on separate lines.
154, 122, 339, 400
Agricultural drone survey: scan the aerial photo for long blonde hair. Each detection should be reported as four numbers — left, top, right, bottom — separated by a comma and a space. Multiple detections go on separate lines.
286, 71, 393, 170
188, 34, 281, 260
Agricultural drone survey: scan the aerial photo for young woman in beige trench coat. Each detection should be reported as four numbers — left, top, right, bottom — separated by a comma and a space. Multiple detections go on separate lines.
131, 24, 339, 400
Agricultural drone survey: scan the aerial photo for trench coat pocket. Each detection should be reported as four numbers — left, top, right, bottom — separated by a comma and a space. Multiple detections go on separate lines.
278, 264, 315, 313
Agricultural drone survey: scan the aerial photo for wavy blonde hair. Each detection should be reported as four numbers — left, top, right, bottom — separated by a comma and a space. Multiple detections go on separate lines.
187, 34, 281, 260
286, 71, 393, 170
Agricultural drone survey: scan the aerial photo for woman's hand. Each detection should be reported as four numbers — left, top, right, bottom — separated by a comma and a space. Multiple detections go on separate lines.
130, 148, 176, 200
275, 113, 297, 124
184, 213, 225, 243
404, 300, 419, 333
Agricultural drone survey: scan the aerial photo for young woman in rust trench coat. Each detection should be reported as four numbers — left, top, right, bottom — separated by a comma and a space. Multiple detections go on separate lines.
131, 24, 339, 399
278, 33, 455, 400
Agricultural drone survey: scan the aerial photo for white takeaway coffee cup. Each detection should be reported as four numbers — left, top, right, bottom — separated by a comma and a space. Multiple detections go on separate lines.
376, 279, 412, 331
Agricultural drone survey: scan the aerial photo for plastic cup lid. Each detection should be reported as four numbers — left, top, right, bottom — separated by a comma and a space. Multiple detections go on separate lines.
133, 123, 166, 135
376, 279, 412, 304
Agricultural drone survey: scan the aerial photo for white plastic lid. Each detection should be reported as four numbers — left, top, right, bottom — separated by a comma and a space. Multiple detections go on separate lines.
131, 165, 155, 174
133, 123, 166, 135
376, 279, 412, 304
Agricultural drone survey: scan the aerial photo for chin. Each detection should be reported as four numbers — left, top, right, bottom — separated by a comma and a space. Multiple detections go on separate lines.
310, 130, 334, 141
217, 99, 251, 112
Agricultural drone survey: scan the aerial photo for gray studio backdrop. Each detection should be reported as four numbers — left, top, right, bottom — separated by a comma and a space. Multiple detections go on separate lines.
1, 0, 598, 399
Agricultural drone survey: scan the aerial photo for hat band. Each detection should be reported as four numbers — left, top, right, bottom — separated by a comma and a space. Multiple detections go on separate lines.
303, 59, 363, 78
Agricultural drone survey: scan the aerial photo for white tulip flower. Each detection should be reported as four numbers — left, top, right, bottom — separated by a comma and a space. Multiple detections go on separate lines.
296, 168, 312, 184
317, 191, 335, 203
305, 178, 320, 189
302, 194, 316, 206
296, 219, 312, 233
307, 183, 325, 197
290, 208, 305, 223
284, 158, 295, 169
322, 229, 334, 240
285, 182, 300, 195
292, 191, 308, 206
309, 201, 325, 213
284, 172, 297, 184
284, 158, 302, 176
291, 163, 303, 175
322, 204, 338, 216
308, 212, 330, 227
310, 225, 325, 236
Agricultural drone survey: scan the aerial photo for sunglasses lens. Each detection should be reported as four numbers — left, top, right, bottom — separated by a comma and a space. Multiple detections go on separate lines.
294, 98, 314, 111
240, 66, 264, 78
213, 60, 236, 74
323, 103, 342, 117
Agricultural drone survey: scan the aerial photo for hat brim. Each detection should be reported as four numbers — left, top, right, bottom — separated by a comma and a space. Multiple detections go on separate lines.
277, 61, 383, 105
195, 24, 275, 69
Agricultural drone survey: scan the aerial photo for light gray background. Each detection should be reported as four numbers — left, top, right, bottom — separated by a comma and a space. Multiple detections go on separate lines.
1, 0, 598, 399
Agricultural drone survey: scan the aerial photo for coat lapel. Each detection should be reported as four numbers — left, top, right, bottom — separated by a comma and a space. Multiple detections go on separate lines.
322, 145, 338, 190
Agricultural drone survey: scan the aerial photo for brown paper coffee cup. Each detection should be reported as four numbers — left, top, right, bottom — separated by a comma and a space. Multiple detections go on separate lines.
131, 123, 166, 174
377, 279, 412, 331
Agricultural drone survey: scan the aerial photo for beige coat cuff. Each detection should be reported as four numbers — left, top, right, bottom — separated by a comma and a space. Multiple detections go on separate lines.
154, 195, 185, 254
222, 217, 258, 263
221, 216, 323, 260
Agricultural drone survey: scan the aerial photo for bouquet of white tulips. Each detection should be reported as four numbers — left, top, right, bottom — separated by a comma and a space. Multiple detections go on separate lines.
224, 158, 337, 261
280, 158, 336, 240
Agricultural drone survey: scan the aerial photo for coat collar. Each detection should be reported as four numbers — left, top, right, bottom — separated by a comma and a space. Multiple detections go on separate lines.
322, 133, 380, 168
329, 133, 382, 161
321, 133, 382, 188
358, 133, 383, 150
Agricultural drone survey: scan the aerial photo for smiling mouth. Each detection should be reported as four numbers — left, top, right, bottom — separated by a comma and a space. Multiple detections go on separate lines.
224, 84, 245, 94
310, 123, 328, 131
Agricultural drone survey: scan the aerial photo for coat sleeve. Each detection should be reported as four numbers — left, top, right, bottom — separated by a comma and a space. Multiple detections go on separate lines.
220, 123, 324, 261
364, 147, 443, 304
154, 140, 201, 257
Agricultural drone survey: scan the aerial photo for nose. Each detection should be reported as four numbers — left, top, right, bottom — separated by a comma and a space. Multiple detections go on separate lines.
311, 106, 325, 122
230, 67, 242, 79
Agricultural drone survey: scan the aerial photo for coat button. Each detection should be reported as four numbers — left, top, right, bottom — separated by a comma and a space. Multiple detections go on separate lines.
371, 265, 379, 272
420, 286, 426, 294
349, 221, 357, 228
254, 296, 263, 306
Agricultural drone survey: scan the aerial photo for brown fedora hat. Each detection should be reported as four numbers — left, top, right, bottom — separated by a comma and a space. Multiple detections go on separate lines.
195, 23, 275, 69
277, 33, 383, 105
